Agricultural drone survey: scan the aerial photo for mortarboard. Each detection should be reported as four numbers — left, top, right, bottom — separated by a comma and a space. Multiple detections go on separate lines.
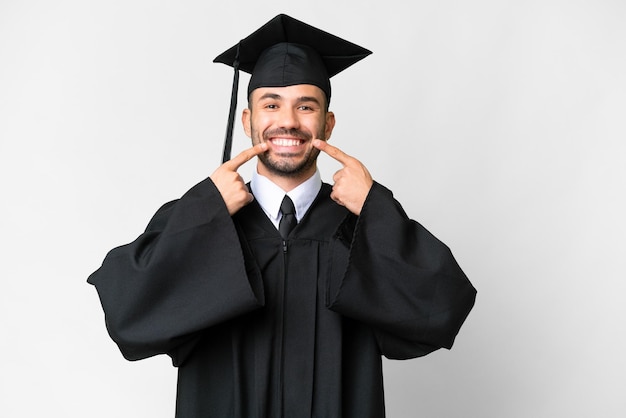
214, 14, 372, 162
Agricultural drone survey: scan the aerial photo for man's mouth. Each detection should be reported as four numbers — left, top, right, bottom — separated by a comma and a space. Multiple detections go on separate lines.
268, 137, 305, 147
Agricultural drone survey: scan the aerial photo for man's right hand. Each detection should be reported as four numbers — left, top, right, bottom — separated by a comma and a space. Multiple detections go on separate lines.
210, 142, 268, 215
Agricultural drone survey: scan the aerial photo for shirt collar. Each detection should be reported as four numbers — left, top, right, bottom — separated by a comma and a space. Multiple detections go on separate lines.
250, 169, 322, 224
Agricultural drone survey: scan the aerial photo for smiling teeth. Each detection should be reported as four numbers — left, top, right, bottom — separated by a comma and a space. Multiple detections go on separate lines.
272, 138, 301, 146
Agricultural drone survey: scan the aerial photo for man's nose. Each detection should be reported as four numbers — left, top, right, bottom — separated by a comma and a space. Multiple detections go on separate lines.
277, 107, 299, 129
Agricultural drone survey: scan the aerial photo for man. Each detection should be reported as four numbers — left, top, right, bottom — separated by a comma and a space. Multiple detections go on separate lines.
88, 14, 476, 418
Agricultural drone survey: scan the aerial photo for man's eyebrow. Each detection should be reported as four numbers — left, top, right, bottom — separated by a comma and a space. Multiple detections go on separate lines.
297, 96, 322, 106
256, 93, 322, 107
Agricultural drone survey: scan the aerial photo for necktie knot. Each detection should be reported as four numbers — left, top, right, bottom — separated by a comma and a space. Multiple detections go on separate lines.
279, 195, 297, 239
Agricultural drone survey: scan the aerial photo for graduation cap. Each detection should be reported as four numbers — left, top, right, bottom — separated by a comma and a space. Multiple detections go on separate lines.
214, 14, 372, 162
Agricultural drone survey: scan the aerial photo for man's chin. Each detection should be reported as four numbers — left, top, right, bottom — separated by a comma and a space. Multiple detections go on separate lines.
266, 163, 306, 177
260, 157, 311, 177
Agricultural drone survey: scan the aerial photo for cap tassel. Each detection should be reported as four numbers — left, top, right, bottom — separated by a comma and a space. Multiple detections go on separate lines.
222, 43, 241, 163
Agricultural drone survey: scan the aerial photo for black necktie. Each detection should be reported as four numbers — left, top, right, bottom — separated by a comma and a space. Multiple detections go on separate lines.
279, 195, 297, 239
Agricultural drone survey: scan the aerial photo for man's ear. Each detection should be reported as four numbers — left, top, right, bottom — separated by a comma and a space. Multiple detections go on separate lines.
324, 111, 336, 140
242, 108, 251, 137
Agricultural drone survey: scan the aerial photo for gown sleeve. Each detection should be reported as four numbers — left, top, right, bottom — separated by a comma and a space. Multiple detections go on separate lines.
326, 182, 476, 360
87, 177, 265, 365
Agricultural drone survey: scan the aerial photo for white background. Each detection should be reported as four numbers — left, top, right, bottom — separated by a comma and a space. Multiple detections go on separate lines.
1, 1, 625, 417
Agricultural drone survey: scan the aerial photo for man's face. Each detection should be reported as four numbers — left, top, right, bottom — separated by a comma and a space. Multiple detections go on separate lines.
243, 84, 335, 179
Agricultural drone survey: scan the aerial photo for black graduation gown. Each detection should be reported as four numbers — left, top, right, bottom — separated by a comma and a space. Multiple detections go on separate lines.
88, 178, 476, 418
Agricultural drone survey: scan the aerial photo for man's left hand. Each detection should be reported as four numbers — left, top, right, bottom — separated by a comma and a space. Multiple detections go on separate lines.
313, 139, 373, 216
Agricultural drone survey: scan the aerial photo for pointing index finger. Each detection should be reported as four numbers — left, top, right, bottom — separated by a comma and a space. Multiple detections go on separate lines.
313, 139, 353, 166
224, 142, 268, 171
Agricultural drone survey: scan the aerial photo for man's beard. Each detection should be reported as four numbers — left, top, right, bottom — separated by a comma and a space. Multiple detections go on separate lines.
254, 127, 325, 178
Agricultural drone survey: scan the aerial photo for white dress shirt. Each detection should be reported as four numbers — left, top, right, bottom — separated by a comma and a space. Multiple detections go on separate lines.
250, 169, 322, 230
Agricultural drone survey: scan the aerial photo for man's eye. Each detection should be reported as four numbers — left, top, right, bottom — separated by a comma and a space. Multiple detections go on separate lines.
265, 104, 278, 109
298, 105, 313, 111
